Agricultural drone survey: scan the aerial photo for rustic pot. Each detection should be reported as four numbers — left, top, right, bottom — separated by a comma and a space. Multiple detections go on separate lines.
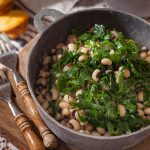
27, 9, 150, 150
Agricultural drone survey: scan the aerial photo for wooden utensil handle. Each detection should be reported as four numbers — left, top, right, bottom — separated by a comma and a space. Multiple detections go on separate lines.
17, 81, 57, 149
14, 113, 45, 150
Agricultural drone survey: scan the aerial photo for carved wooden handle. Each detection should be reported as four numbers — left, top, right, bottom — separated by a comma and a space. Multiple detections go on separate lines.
14, 113, 45, 150
17, 81, 58, 149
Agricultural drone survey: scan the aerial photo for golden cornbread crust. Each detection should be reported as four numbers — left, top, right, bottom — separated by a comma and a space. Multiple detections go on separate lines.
6, 21, 28, 39
0, 10, 29, 38
0, 0, 14, 14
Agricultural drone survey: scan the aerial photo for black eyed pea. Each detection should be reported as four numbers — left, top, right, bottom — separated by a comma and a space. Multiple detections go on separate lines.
105, 70, 112, 74
42, 101, 49, 110
124, 69, 130, 78
51, 87, 59, 100
39, 70, 50, 78
142, 46, 148, 51
78, 54, 87, 62
67, 34, 77, 43
137, 109, 144, 117
137, 91, 144, 102
96, 127, 106, 135
59, 101, 70, 109
55, 43, 65, 49
69, 119, 80, 131
63, 95, 74, 102
42, 56, 51, 65
84, 130, 91, 135
69, 108, 77, 118
92, 69, 101, 82
66, 123, 73, 129
147, 51, 150, 56
55, 113, 62, 121
62, 108, 70, 117
140, 52, 147, 59
74, 111, 80, 121
36, 78, 47, 86
57, 54, 62, 60
76, 89, 83, 96
85, 124, 93, 132
80, 47, 90, 54
137, 102, 144, 109
68, 43, 77, 51
37, 95, 45, 104
46, 108, 53, 114
63, 64, 73, 72
90, 51, 94, 57
118, 104, 126, 117
79, 130, 85, 134
144, 107, 150, 115
91, 131, 100, 136
101, 58, 112, 66
110, 49, 115, 55
145, 56, 150, 63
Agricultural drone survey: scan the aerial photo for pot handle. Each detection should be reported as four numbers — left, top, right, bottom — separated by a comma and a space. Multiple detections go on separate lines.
34, 9, 64, 33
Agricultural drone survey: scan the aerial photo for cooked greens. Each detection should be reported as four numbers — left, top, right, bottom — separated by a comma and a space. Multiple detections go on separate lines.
50, 24, 150, 136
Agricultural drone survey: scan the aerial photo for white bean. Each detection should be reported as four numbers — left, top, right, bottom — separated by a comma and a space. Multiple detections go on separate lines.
36, 78, 47, 86
118, 104, 126, 117
56, 43, 65, 49
92, 69, 101, 82
137, 109, 144, 116
37, 95, 45, 104
79, 130, 85, 134
101, 58, 112, 66
84, 130, 91, 135
137, 91, 144, 102
69, 119, 80, 131
140, 52, 147, 59
76, 89, 83, 96
85, 124, 93, 132
110, 49, 115, 55
59, 102, 70, 109
55, 113, 62, 121
142, 46, 147, 51
78, 54, 87, 62
39, 70, 50, 78
63, 64, 72, 72
137, 102, 144, 109
91, 131, 100, 136
42, 56, 51, 65
144, 107, 150, 115
145, 56, 150, 63
46, 108, 52, 114
68, 34, 77, 43
63, 95, 74, 102
96, 127, 106, 135
147, 51, 150, 56
51, 87, 59, 100
62, 108, 70, 117
80, 47, 90, 53
42, 101, 49, 110
68, 43, 77, 51
124, 69, 130, 78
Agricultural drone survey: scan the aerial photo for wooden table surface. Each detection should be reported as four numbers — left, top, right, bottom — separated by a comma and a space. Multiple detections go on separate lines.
0, 33, 150, 150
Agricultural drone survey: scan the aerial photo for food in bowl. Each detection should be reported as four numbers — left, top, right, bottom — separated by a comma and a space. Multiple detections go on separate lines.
0, 10, 29, 38
0, 0, 14, 14
36, 24, 150, 136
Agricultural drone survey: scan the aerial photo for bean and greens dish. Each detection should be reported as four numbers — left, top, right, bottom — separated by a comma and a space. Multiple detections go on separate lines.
36, 24, 150, 136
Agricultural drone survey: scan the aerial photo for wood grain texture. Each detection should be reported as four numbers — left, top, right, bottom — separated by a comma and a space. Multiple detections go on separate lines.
14, 113, 45, 150
0, 34, 150, 150
16, 81, 57, 149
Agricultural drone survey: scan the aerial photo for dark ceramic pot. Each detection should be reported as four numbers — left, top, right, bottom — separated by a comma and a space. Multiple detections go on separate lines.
27, 9, 150, 150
